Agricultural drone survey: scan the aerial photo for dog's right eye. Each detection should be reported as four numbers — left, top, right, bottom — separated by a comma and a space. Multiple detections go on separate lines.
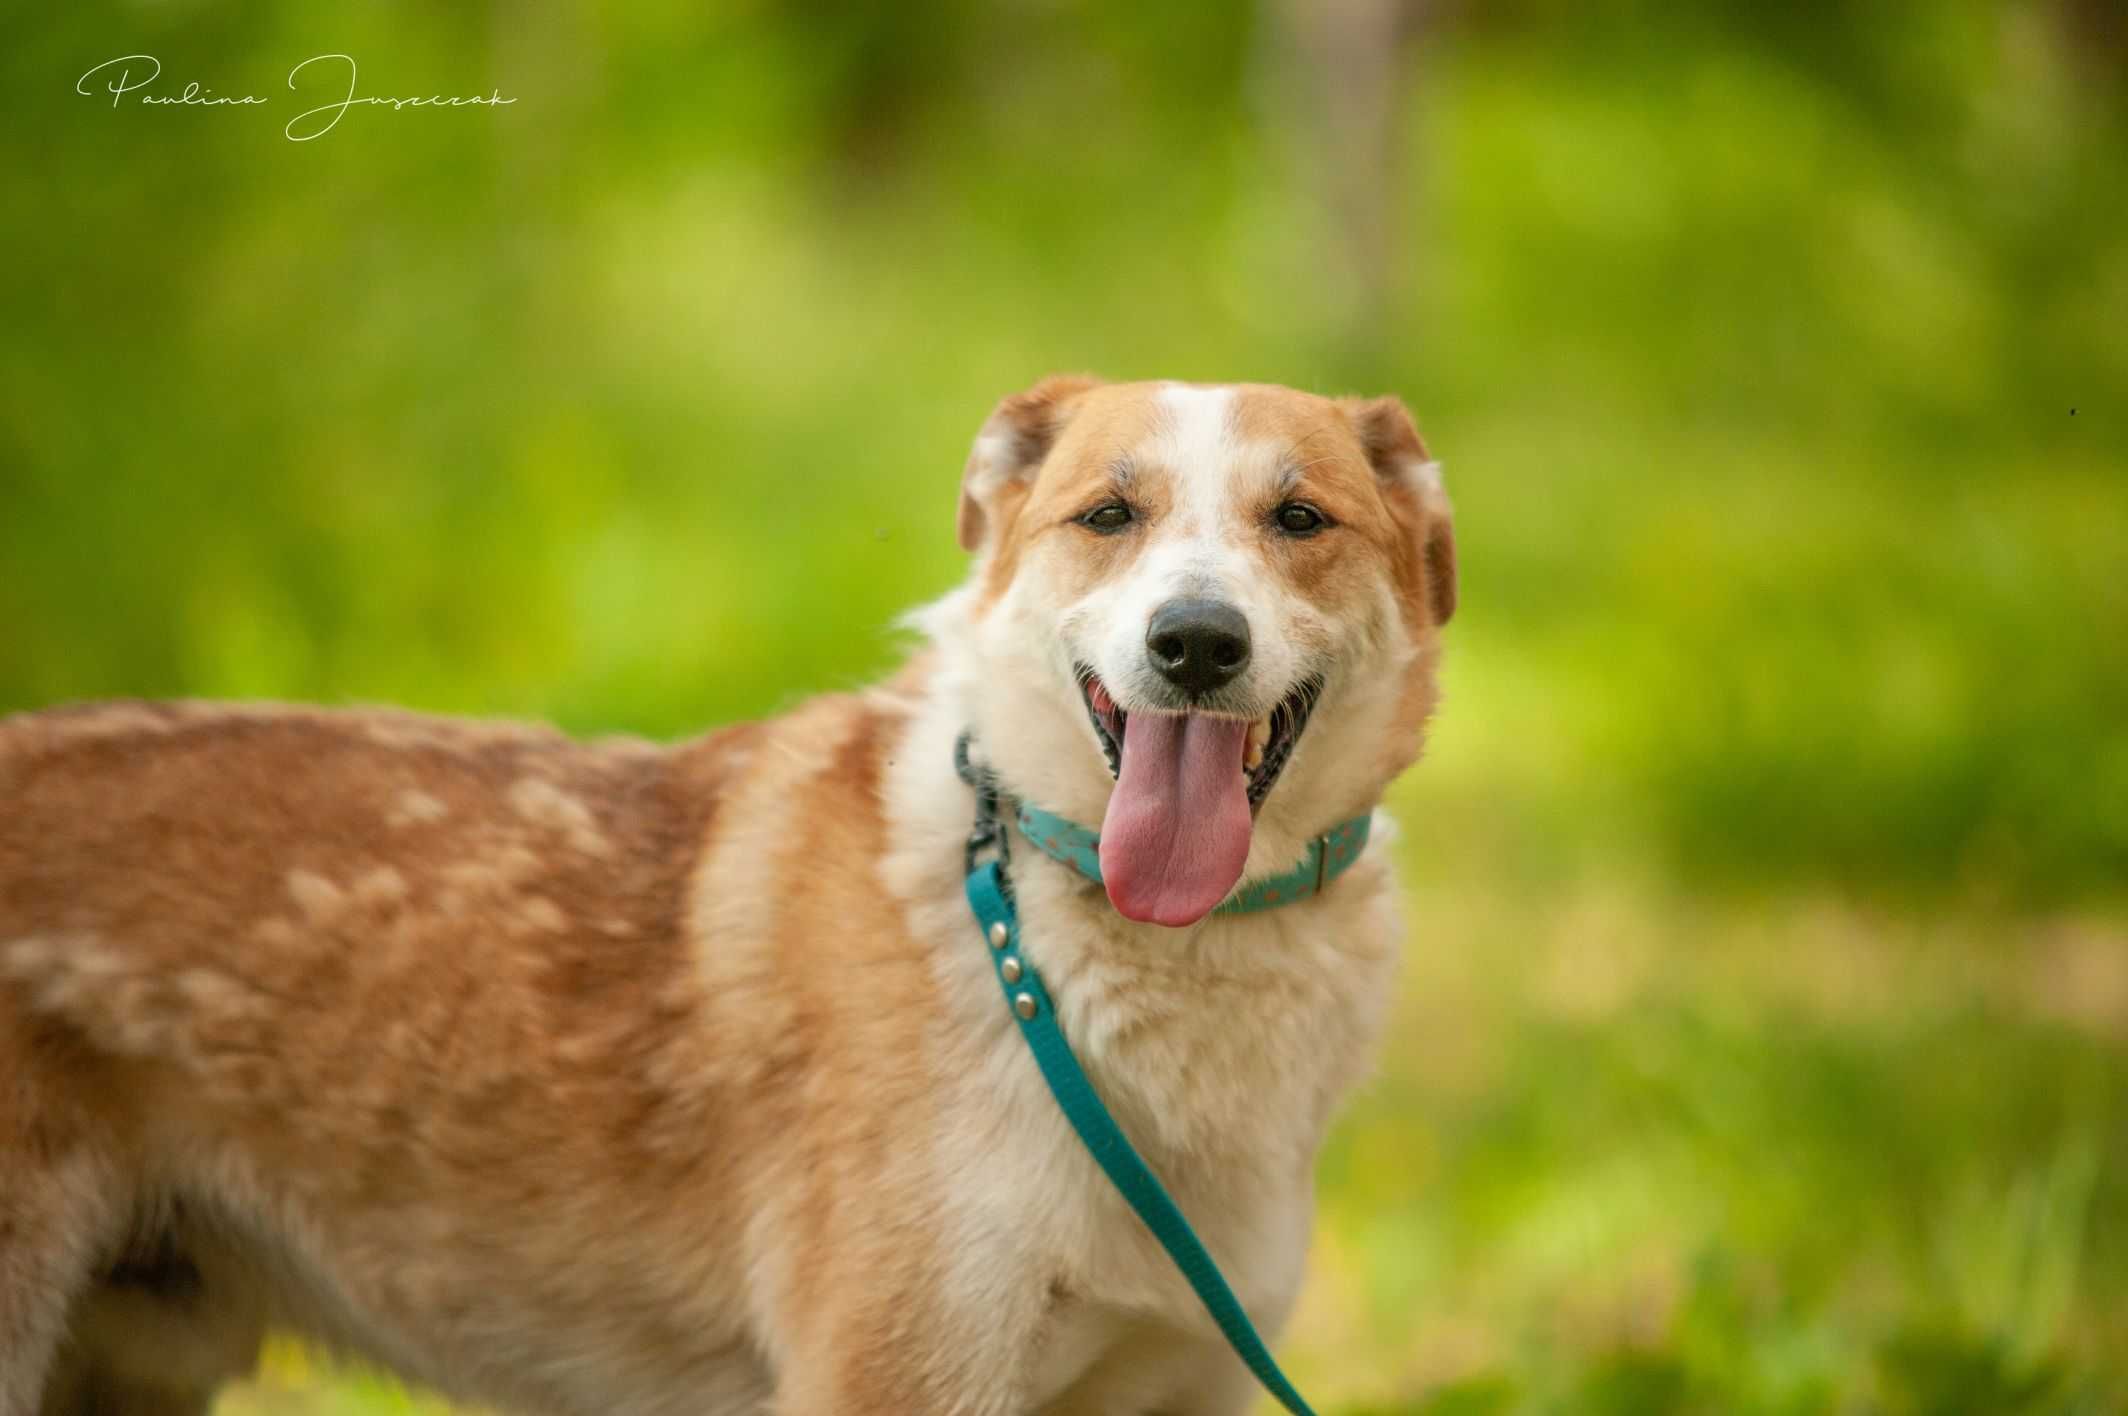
1079, 502, 1134, 533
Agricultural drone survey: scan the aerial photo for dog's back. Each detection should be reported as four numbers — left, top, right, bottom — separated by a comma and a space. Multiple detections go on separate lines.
0, 701, 759, 1413
1, 702, 697, 1080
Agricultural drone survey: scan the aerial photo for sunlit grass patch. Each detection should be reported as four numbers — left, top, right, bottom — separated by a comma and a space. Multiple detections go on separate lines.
216, 1340, 474, 1416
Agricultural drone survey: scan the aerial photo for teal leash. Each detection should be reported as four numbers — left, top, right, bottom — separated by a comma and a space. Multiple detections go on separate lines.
955, 736, 1325, 1416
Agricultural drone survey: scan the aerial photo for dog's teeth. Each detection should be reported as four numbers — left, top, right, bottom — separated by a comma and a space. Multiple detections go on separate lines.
1243, 717, 1271, 773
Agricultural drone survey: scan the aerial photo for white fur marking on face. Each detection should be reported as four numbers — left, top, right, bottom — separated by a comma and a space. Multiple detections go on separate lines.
1151, 383, 1243, 591
1154, 384, 1236, 528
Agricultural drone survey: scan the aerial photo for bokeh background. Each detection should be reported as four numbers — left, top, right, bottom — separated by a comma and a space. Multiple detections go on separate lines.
5, 1, 2126, 1411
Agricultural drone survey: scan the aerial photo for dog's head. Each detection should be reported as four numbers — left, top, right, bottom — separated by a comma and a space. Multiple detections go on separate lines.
942, 376, 1455, 927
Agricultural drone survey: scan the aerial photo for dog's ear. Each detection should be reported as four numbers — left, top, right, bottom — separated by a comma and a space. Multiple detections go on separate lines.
957, 375, 1104, 552
1344, 395, 1455, 626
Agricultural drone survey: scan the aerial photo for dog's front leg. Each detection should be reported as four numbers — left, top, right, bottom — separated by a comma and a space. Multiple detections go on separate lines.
0, 1141, 113, 1416
769, 1311, 1039, 1416
765, 1263, 1048, 1416
1156, 1349, 1269, 1416
773, 1361, 1018, 1416
771, 1339, 1030, 1416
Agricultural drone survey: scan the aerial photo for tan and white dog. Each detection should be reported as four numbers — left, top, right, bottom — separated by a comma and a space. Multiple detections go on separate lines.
0, 377, 1454, 1416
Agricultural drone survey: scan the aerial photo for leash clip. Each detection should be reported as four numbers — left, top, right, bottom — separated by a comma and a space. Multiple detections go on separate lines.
966, 816, 1003, 876
956, 731, 1011, 877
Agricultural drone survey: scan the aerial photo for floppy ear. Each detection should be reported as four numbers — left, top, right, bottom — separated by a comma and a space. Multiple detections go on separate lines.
957, 375, 1103, 552
1344, 395, 1455, 626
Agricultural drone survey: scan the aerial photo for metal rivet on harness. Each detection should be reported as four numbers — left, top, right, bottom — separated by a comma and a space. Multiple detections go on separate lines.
1013, 992, 1038, 1020
1000, 956, 1023, 984
988, 921, 1009, 949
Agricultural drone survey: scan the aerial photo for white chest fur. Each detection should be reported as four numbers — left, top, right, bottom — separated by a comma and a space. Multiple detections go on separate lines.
879, 690, 1402, 1409
938, 856, 1397, 1409
886, 748, 1395, 1405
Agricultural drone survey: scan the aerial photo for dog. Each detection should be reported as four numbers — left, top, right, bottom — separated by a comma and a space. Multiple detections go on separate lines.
0, 376, 1455, 1416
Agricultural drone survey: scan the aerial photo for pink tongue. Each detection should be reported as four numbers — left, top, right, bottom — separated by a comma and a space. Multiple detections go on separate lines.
1099, 712, 1253, 927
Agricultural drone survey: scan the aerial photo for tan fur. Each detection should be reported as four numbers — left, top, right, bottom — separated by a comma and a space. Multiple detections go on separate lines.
0, 379, 1453, 1416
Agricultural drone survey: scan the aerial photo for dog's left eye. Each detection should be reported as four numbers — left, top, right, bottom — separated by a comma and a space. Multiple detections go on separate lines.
1274, 502, 1326, 535
1079, 502, 1134, 533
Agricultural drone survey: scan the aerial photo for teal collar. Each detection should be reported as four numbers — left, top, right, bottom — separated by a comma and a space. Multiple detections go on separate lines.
1014, 801, 1372, 914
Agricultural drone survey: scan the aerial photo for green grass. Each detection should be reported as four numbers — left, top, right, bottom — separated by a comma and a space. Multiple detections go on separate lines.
1286, 837, 2127, 1412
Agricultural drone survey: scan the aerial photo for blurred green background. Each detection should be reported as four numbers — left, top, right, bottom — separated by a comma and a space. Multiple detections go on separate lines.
5, 1, 2126, 1411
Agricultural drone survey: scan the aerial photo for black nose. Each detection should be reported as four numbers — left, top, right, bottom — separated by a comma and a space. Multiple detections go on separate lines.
1146, 598, 1251, 698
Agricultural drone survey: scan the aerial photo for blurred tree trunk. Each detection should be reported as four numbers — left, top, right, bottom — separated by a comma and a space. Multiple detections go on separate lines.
1257, 0, 1423, 361
2060, 0, 2125, 85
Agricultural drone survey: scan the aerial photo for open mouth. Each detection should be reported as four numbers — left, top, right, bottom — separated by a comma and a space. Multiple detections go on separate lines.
1070, 666, 1324, 927
1076, 667, 1322, 812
